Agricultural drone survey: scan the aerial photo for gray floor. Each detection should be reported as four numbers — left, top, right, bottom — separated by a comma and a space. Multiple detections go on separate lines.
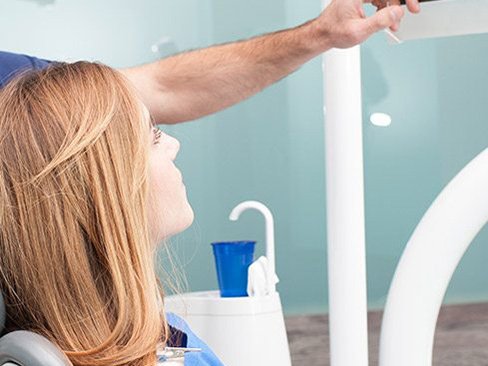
285, 302, 488, 366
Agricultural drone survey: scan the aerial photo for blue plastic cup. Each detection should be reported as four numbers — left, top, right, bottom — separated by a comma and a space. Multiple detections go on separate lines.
211, 241, 256, 297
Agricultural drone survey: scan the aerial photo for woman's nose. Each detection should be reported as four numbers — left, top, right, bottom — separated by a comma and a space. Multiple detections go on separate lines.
166, 133, 180, 160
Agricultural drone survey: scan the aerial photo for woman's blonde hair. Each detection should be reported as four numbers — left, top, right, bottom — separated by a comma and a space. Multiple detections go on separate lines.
0, 62, 168, 365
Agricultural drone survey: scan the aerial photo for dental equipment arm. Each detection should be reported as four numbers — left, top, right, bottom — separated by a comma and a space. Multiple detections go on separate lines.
379, 148, 488, 365
120, 0, 412, 124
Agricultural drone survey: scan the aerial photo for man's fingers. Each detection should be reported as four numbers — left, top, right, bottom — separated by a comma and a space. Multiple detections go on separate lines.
371, 0, 420, 13
364, 5, 404, 34
405, 0, 421, 13
371, 0, 401, 10
389, 20, 401, 32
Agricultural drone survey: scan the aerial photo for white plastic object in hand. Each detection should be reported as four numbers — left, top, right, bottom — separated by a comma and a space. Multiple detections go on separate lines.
247, 256, 279, 297
391, 0, 488, 42
229, 200, 277, 294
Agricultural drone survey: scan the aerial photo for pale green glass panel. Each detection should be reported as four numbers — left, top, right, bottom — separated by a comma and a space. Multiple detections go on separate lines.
2, 0, 488, 315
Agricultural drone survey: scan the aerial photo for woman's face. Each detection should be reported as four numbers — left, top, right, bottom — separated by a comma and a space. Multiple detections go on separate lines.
143, 106, 194, 243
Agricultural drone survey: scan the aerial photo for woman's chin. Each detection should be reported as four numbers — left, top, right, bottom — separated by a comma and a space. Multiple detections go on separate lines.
156, 205, 194, 243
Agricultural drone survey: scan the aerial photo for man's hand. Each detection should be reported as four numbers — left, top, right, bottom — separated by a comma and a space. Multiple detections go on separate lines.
313, 0, 419, 49
372, 0, 421, 13
123, 0, 421, 123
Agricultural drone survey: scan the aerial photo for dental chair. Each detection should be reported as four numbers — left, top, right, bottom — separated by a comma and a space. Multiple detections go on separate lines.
0, 292, 72, 366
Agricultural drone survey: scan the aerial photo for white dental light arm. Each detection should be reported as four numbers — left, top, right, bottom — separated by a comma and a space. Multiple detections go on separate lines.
229, 201, 276, 294
379, 148, 488, 366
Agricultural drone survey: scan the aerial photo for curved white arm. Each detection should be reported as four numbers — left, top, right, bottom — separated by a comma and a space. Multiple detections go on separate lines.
379, 148, 488, 366
229, 201, 276, 294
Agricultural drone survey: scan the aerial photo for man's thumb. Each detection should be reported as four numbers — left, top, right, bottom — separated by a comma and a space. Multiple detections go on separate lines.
364, 5, 404, 34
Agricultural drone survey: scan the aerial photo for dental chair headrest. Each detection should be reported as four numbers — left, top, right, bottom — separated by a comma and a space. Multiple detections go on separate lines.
0, 292, 72, 365
0, 292, 5, 334
0, 331, 73, 365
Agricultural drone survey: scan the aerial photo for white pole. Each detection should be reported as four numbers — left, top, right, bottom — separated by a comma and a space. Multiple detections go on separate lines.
323, 33, 369, 366
379, 148, 488, 366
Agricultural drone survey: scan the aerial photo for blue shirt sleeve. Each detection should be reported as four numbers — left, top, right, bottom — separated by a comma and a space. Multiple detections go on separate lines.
0, 51, 51, 88
166, 313, 226, 366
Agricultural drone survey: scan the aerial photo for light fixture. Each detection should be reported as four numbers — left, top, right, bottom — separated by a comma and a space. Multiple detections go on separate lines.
370, 112, 392, 127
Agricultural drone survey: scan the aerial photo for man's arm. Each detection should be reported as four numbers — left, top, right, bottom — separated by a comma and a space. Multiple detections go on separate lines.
121, 0, 419, 124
